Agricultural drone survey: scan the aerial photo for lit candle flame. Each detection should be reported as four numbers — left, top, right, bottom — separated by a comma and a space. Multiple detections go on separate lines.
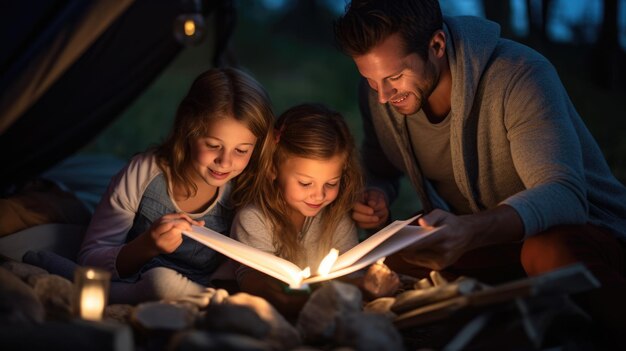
80, 285, 105, 321
376, 257, 386, 265
184, 19, 196, 36
317, 248, 339, 276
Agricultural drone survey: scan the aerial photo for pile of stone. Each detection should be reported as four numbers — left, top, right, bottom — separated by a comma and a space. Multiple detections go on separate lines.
0, 258, 404, 351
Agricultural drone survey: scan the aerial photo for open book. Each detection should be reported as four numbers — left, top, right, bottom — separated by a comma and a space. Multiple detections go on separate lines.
183, 214, 442, 288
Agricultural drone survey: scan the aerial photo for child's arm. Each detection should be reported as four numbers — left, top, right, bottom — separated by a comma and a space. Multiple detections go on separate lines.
116, 213, 204, 277
78, 153, 190, 279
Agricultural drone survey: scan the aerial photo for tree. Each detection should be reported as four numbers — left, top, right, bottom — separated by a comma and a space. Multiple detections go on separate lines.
483, 0, 512, 39
591, 0, 624, 89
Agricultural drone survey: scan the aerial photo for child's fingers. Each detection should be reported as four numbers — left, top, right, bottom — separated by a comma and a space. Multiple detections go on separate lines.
161, 212, 203, 226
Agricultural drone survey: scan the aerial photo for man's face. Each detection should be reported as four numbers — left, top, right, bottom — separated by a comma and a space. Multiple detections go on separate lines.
354, 32, 440, 115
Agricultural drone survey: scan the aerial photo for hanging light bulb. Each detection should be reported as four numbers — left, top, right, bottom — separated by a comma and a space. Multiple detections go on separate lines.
174, 0, 206, 46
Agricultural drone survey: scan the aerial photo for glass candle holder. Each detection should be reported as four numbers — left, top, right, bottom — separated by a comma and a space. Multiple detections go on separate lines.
74, 266, 111, 321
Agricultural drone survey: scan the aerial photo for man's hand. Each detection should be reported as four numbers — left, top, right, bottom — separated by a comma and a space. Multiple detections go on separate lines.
352, 189, 389, 229
400, 206, 524, 271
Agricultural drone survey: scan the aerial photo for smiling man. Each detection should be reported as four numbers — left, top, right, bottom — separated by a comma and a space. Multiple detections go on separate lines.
334, 0, 626, 347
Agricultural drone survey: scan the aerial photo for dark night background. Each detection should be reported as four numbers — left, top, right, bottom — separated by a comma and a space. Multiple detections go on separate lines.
81, 0, 626, 218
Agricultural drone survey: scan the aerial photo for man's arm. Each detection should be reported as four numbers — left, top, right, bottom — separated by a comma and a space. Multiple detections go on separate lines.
401, 205, 523, 270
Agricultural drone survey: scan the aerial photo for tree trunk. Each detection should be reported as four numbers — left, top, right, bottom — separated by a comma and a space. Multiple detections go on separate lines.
592, 0, 622, 89
482, 0, 512, 38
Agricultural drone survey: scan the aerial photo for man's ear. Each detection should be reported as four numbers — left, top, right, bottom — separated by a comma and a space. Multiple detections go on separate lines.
430, 30, 446, 58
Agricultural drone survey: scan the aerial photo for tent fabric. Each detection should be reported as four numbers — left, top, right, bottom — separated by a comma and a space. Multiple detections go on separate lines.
0, 0, 134, 134
0, 0, 199, 191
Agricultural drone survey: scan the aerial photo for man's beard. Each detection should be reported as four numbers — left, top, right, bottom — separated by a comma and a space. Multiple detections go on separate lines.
396, 59, 439, 115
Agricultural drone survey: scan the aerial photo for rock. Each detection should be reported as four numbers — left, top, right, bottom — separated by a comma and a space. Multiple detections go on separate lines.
429, 271, 448, 287
209, 288, 229, 305
289, 346, 325, 351
0, 260, 48, 281
29, 273, 74, 321
362, 262, 401, 298
201, 303, 270, 339
0, 267, 45, 324
296, 281, 362, 344
415, 278, 432, 290
170, 330, 271, 351
133, 301, 197, 331
393, 277, 481, 314
363, 297, 397, 319
335, 312, 404, 351
226, 292, 302, 350
104, 304, 135, 324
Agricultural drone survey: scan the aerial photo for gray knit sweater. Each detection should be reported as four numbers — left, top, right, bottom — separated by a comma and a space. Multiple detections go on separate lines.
360, 16, 626, 240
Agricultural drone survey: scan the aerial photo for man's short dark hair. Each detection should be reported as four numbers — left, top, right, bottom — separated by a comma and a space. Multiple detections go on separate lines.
333, 0, 443, 60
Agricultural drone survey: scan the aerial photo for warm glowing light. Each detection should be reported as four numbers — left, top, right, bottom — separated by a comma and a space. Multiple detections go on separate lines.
376, 257, 386, 265
317, 248, 339, 275
301, 267, 311, 279
80, 286, 106, 321
184, 19, 196, 36
74, 266, 110, 321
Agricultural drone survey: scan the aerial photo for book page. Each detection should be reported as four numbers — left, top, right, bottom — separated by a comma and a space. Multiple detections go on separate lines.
303, 224, 442, 284
331, 214, 422, 271
183, 225, 304, 287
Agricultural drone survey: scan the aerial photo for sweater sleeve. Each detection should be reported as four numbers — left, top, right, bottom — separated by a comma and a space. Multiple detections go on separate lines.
231, 206, 275, 253
231, 205, 276, 283
77, 153, 159, 279
333, 214, 359, 254
500, 61, 588, 236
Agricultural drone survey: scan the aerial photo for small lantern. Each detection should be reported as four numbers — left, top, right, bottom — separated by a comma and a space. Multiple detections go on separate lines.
74, 266, 111, 321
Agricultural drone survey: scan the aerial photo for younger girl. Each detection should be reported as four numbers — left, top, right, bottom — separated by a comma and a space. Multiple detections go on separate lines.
232, 103, 398, 319
78, 68, 274, 305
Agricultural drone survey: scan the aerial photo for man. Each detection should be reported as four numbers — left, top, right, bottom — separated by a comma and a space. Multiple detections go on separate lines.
334, 0, 626, 346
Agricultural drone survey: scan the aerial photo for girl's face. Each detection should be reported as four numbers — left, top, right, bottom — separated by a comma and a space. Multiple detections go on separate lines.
190, 117, 257, 188
276, 154, 344, 220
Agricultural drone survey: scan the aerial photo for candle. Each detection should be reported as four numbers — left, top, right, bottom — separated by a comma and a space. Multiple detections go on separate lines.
80, 285, 106, 320
74, 267, 111, 321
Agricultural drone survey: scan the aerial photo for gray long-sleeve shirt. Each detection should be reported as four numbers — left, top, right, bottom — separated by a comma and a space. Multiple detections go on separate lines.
360, 16, 626, 240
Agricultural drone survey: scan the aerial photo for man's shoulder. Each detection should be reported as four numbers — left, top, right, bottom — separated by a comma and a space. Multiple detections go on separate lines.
491, 38, 552, 70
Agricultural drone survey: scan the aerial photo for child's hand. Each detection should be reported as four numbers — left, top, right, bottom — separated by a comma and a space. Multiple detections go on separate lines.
362, 261, 401, 299
146, 213, 205, 254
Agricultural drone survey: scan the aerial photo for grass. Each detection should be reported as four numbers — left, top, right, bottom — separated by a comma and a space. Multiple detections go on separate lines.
81, 6, 626, 220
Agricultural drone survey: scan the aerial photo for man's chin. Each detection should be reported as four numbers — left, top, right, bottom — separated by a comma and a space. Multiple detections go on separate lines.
392, 104, 419, 116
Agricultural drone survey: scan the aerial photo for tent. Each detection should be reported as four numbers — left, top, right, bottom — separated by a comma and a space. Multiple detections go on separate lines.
0, 0, 235, 192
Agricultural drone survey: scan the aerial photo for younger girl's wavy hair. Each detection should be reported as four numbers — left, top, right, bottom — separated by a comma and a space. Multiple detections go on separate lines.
155, 68, 274, 206
255, 103, 364, 265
